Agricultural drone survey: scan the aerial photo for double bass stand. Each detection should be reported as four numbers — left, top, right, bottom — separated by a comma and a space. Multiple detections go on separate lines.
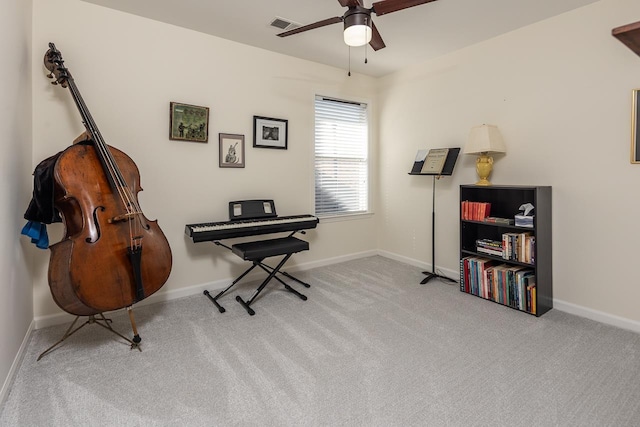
37, 307, 142, 361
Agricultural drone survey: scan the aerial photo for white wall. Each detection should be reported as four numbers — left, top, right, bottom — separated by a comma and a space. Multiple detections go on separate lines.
0, 0, 34, 403
29, 0, 378, 320
378, 0, 640, 323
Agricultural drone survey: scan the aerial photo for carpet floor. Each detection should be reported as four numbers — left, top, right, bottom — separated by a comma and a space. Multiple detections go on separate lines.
1, 256, 639, 426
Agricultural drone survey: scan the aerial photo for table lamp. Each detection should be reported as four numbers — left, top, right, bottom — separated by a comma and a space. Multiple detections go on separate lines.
464, 124, 506, 186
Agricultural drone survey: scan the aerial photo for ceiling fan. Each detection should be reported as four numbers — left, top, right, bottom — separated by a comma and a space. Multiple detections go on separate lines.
277, 0, 438, 50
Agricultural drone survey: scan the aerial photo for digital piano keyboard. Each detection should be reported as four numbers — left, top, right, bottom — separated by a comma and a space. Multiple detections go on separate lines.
185, 214, 319, 242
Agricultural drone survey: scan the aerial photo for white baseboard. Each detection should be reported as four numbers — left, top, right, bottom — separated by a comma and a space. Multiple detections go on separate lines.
378, 250, 640, 334
33, 250, 379, 329
32, 249, 640, 335
377, 250, 459, 281
553, 299, 640, 334
0, 320, 34, 408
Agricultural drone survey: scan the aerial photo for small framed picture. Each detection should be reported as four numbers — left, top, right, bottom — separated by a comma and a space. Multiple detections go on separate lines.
632, 89, 640, 163
169, 102, 209, 143
219, 133, 245, 168
253, 116, 288, 149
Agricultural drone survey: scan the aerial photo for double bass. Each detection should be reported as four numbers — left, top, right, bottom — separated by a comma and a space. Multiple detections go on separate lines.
42, 43, 172, 346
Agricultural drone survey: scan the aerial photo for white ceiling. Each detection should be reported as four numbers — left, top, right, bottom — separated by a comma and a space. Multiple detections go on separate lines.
81, 0, 599, 77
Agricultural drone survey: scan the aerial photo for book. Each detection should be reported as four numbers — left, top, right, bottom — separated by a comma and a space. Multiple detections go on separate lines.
515, 270, 535, 311
459, 258, 465, 291
526, 276, 537, 314
480, 260, 500, 299
489, 264, 509, 304
477, 247, 503, 257
491, 264, 510, 303
484, 217, 514, 225
420, 148, 449, 174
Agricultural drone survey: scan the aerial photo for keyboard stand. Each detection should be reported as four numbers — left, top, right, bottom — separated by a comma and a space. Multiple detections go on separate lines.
203, 233, 310, 315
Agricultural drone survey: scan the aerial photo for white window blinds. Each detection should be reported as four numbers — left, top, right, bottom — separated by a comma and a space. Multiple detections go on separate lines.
314, 96, 369, 217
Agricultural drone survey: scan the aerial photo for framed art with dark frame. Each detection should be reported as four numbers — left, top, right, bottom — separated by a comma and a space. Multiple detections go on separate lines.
253, 116, 288, 149
219, 133, 245, 168
169, 102, 209, 143
632, 89, 640, 163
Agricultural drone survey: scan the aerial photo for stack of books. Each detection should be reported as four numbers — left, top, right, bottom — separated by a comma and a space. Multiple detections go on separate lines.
475, 239, 503, 257
461, 201, 491, 221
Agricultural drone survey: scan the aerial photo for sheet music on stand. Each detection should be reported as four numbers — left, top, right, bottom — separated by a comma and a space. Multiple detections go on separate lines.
409, 148, 460, 176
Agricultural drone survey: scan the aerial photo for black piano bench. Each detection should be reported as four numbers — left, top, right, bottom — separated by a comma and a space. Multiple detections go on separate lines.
204, 236, 310, 315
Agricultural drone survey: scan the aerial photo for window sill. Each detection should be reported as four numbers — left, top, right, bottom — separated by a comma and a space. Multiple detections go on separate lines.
317, 212, 374, 223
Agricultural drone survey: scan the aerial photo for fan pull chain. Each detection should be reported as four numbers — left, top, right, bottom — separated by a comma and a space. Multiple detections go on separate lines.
348, 46, 351, 76
365, 42, 368, 64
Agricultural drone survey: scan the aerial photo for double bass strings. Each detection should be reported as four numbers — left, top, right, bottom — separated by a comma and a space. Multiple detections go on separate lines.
66, 76, 143, 249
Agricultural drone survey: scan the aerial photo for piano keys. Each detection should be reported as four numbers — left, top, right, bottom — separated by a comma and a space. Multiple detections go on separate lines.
185, 214, 319, 242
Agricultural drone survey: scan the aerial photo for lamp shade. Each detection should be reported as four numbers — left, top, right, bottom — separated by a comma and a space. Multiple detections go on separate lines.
464, 124, 506, 154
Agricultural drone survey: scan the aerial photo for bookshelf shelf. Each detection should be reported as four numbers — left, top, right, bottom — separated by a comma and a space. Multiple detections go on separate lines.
459, 185, 552, 316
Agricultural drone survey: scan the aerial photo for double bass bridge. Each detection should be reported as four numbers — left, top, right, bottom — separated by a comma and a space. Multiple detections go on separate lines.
108, 211, 140, 224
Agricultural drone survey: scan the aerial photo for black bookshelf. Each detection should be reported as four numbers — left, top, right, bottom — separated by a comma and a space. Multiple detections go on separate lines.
460, 185, 552, 316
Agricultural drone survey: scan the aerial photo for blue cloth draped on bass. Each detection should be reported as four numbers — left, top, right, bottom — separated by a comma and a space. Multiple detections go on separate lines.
21, 221, 49, 249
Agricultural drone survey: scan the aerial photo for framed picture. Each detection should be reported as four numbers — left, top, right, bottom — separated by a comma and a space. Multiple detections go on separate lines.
632, 89, 640, 163
219, 133, 245, 168
169, 102, 209, 143
253, 116, 288, 149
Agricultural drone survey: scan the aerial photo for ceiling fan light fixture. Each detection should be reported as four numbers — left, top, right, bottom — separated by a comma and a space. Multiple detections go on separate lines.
344, 24, 372, 46
343, 9, 372, 47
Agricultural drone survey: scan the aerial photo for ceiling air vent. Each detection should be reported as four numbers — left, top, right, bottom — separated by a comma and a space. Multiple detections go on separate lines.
269, 17, 300, 31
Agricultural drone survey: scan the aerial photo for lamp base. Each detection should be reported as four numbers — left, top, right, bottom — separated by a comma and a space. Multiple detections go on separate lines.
475, 178, 492, 186
475, 154, 494, 186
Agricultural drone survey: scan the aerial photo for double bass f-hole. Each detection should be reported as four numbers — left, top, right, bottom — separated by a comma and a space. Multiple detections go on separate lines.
86, 206, 106, 243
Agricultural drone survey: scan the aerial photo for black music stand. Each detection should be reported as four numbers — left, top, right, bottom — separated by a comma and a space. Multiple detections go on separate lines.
409, 148, 460, 284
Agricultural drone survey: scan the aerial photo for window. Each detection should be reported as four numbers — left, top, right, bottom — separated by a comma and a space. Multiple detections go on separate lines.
314, 95, 369, 217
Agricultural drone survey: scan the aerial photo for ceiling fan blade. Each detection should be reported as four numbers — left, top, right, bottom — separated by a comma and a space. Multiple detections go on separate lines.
277, 16, 343, 37
371, 0, 437, 16
337, 0, 363, 7
369, 21, 386, 51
